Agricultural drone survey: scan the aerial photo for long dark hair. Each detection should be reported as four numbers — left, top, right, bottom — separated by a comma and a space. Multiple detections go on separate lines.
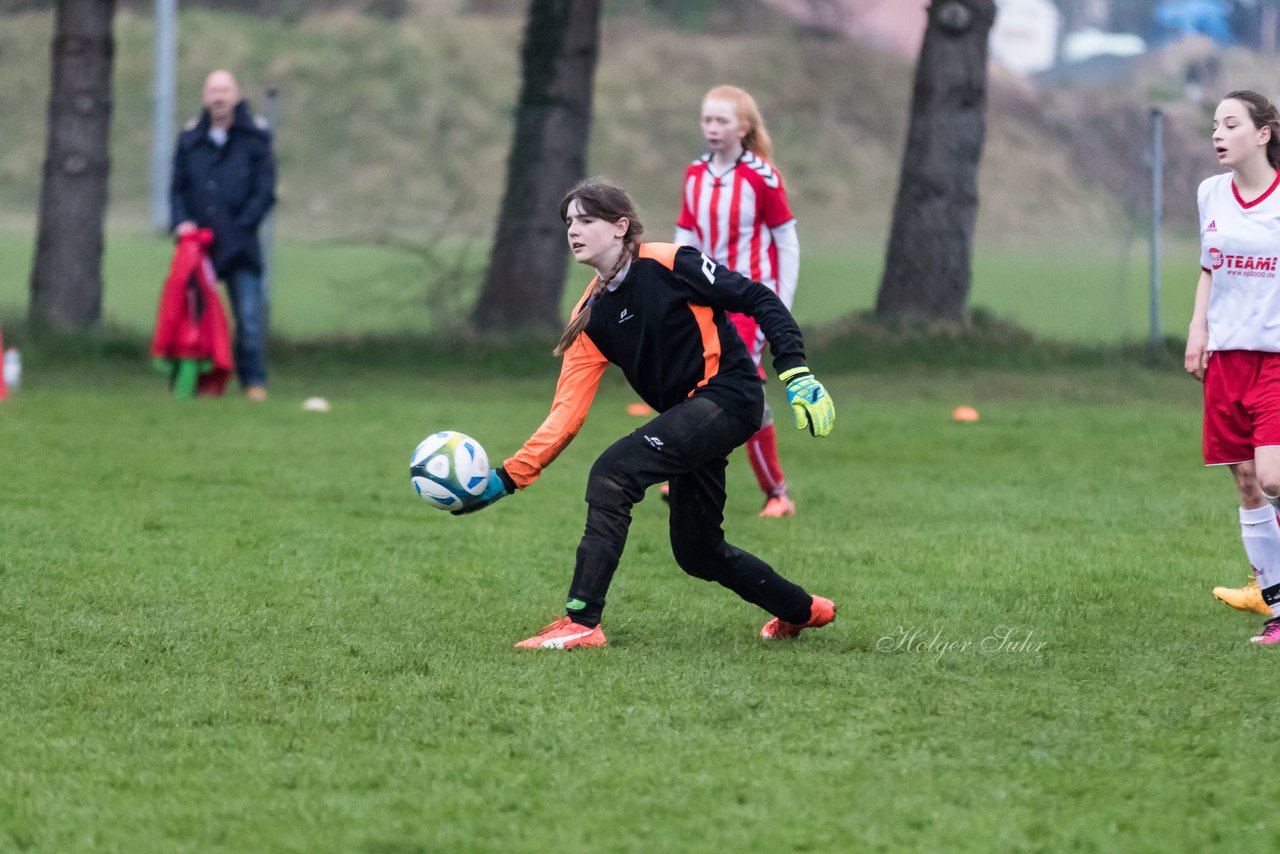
552, 179, 645, 356
1225, 89, 1280, 169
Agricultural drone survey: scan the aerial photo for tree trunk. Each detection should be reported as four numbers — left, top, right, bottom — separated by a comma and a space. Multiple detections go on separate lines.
29, 0, 117, 333
875, 0, 995, 320
472, 0, 601, 334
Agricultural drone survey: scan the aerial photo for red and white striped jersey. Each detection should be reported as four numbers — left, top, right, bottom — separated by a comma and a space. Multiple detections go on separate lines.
1199, 170, 1280, 352
676, 151, 797, 304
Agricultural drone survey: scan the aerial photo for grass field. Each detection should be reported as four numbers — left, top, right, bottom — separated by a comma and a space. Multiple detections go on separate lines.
0, 228, 1201, 345
2, 354, 1277, 851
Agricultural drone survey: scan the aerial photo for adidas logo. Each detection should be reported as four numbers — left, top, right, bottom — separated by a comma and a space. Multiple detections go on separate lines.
1207, 220, 1217, 232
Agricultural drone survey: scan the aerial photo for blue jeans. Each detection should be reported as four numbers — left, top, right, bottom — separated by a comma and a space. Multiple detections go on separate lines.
224, 266, 268, 389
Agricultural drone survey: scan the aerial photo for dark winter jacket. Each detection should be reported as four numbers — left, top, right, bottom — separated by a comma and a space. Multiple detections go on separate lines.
169, 100, 276, 277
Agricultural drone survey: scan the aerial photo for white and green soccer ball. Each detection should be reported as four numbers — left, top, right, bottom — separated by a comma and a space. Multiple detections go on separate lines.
409, 431, 490, 511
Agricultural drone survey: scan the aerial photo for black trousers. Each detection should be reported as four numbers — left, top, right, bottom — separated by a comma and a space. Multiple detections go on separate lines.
567, 395, 813, 626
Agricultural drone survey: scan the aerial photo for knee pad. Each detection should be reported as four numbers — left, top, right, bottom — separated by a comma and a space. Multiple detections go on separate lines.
584, 469, 630, 508
583, 439, 651, 507
584, 453, 643, 510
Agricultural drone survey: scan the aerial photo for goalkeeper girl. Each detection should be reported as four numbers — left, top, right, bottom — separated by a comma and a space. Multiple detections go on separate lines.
462, 178, 837, 650
674, 85, 802, 518
1185, 90, 1280, 645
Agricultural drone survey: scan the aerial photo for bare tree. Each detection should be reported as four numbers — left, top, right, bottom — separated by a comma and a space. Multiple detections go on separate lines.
29, 0, 117, 332
875, 0, 995, 320
472, 0, 601, 335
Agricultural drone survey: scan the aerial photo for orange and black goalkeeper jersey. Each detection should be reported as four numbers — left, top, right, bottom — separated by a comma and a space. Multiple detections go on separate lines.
503, 242, 807, 489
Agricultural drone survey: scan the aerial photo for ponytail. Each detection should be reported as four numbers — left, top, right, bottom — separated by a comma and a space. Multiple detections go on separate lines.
552, 179, 644, 356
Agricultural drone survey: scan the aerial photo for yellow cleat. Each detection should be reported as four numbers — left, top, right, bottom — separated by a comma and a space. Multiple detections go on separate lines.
1212, 579, 1272, 615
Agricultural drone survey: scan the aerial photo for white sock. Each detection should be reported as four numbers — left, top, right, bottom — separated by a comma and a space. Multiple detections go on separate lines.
1239, 504, 1280, 618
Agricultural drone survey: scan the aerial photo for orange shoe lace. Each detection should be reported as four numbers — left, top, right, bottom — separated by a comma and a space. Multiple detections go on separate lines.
532, 615, 571, 636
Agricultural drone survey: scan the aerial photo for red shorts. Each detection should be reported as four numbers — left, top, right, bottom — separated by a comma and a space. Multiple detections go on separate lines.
1203, 350, 1280, 465
729, 311, 767, 380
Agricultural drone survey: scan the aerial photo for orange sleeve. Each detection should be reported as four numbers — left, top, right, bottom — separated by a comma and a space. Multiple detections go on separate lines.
503, 330, 609, 490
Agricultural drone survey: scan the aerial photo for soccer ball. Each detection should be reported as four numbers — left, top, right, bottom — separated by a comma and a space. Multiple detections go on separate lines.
409, 431, 490, 511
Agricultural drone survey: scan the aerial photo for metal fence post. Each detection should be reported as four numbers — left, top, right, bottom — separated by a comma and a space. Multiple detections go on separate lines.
149, 0, 177, 233
1149, 107, 1165, 355
261, 87, 279, 301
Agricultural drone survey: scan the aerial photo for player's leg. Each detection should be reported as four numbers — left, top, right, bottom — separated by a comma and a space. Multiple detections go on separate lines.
1214, 458, 1273, 613
516, 397, 726, 648
665, 414, 833, 637
668, 458, 810, 619
729, 312, 793, 515
1237, 352, 1280, 643
225, 266, 268, 396
1232, 459, 1280, 643
1204, 351, 1273, 614
749, 405, 794, 518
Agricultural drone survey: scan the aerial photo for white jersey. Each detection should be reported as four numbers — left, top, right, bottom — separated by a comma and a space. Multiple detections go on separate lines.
1200, 171, 1280, 352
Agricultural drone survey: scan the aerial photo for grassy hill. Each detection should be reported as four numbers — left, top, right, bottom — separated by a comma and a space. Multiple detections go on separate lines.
1, 0, 1138, 248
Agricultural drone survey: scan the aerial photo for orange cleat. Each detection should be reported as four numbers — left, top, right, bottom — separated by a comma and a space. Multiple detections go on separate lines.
759, 495, 796, 518
514, 616, 607, 650
760, 595, 836, 639
1213, 579, 1272, 615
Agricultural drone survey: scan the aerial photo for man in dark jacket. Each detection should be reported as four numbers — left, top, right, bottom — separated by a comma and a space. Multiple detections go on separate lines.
170, 69, 277, 400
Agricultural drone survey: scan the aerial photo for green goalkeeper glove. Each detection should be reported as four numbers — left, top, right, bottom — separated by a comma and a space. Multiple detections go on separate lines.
779, 366, 835, 438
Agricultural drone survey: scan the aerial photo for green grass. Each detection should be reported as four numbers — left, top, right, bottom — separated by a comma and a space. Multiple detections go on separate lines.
1, 228, 1203, 345
0, 229, 483, 340
2, 357, 1277, 851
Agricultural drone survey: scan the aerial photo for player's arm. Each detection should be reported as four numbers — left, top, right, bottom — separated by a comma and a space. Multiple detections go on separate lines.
669, 245, 805, 370
674, 168, 702, 250
670, 245, 834, 437
1185, 267, 1213, 382
502, 333, 609, 489
772, 220, 800, 311
735, 271, 836, 438
455, 336, 607, 515
760, 164, 800, 310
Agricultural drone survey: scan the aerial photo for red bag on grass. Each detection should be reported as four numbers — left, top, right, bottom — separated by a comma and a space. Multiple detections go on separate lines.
149, 229, 233, 397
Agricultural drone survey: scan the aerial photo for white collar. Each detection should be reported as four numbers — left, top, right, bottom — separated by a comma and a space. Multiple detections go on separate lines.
594, 257, 633, 292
